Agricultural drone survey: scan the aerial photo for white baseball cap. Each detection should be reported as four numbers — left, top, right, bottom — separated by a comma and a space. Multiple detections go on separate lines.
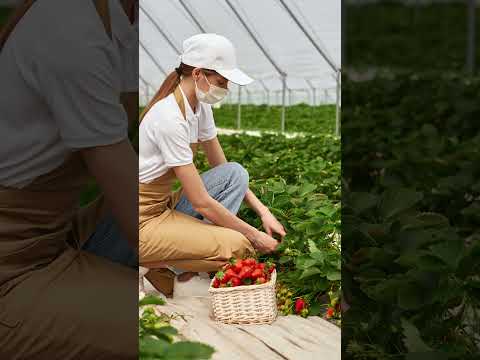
180, 33, 254, 86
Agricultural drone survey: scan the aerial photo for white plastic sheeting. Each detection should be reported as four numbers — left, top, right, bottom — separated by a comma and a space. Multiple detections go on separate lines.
139, 0, 341, 106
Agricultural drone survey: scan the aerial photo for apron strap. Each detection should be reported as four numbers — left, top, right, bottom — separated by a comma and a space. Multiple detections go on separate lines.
173, 86, 186, 120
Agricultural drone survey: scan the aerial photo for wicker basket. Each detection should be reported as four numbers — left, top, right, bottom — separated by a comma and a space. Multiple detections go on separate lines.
208, 270, 278, 325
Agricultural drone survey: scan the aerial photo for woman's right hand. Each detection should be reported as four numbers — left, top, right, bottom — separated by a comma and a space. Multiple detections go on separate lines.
249, 230, 279, 253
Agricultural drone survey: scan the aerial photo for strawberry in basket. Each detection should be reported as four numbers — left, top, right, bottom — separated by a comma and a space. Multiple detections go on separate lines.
212, 257, 276, 288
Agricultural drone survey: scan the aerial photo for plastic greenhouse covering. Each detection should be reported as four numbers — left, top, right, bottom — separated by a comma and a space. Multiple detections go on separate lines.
139, 0, 341, 108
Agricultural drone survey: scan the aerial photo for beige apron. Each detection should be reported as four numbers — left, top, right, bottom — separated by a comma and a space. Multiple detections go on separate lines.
139, 87, 253, 293
0, 154, 137, 359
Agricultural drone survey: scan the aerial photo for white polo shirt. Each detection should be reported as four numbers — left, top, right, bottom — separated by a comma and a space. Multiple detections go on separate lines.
139, 86, 217, 183
0, 0, 138, 188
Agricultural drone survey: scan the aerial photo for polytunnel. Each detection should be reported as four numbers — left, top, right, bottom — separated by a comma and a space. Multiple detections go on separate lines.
139, 0, 341, 134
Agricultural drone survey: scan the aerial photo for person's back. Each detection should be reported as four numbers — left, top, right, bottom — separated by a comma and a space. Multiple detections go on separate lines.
0, 0, 129, 188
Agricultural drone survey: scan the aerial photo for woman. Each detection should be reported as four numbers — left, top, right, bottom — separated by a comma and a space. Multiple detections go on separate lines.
139, 33, 286, 296
0, 1, 138, 358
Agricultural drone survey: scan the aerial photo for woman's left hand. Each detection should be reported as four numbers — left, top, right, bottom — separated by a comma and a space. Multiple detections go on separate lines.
260, 208, 287, 240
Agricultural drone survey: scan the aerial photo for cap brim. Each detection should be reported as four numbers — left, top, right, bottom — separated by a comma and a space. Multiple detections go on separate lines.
216, 68, 254, 86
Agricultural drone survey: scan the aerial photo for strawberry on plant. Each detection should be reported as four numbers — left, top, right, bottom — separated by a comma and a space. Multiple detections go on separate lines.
295, 298, 307, 314
326, 307, 335, 319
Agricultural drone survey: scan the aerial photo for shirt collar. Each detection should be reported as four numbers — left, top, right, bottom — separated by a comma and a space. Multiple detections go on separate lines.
178, 85, 201, 118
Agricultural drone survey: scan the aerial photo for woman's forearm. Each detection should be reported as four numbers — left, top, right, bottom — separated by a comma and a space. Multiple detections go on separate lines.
195, 198, 259, 242
81, 139, 138, 252
244, 189, 268, 217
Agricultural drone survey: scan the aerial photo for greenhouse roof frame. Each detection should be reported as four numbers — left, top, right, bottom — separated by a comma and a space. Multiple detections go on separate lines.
139, 0, 341, 134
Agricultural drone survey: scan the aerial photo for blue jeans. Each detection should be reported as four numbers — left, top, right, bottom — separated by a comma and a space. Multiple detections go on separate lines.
82, 162, 248, 270
175, 162, 249, 219
171, 162, 249, 274
82, 214, 138, 268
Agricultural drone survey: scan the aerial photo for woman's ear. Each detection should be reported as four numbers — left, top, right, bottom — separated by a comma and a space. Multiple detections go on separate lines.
192, 68, 202, 81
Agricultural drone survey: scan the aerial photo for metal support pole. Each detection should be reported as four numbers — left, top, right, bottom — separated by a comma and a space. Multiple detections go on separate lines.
466, 0, 476, 74
237, 86, 242, 129
278, 0, 338, 73
281, 75, 287, 132
306, 79, 316, 106
335, 70, 341, 136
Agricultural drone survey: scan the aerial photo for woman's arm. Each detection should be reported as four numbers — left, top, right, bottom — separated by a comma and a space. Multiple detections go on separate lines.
202, 138, 286, 239
81, 139, 138, 252
173, 163, 278, 253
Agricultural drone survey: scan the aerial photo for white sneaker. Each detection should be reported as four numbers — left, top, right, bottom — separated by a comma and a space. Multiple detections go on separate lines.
173, 273, 212, 298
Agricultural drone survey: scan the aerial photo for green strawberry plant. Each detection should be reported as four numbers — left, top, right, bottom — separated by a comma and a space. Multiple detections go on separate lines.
139, 295, 215, 360
342, 73, 480, 358
196, 131, 341, 321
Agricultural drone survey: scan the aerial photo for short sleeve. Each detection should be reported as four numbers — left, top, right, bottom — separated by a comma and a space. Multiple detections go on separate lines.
153, 116, 193, 168
37, 43, 128, 149
199, 104, 218, 141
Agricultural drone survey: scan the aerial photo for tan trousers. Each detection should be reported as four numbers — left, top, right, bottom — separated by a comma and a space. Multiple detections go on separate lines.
0, 155, 137, 359
139, 169, 254, 294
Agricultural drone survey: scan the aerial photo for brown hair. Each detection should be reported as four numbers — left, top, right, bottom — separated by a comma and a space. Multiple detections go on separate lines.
140, 63, 218, 121
0, 0, 37, 51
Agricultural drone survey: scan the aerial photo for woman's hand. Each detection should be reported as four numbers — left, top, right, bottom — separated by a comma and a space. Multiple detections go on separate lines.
249, 230, 279, 254
260, 208, 287, 240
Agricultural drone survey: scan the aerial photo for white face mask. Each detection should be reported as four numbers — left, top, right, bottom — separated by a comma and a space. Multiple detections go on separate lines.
195, 72, 229, 104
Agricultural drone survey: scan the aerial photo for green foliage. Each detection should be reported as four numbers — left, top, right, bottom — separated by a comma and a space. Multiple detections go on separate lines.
139, 296, 215, 360
347, 2, 480, 72
342, 73, 480, 358
196, 132, 341, 317
213, 104, 336, 133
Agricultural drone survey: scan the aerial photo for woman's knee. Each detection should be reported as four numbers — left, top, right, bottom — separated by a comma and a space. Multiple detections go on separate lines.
222, 162, 249, 190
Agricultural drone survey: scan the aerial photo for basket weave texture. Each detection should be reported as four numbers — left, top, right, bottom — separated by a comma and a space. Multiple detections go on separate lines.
208, 270, 278, 325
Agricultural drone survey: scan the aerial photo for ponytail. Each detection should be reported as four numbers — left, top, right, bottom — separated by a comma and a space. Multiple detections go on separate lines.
0, 0, 37, 51
140, 63, 218, 122
140, 67, 183, 121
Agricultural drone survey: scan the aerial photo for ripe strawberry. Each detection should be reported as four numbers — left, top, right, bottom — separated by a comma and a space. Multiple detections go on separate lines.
239, 266, 253, 279
216, 271, 229, 284
243, 258, 256, 266
231, 276, 242, 287
295, 298, 307, 314
251, 268, 263, 280
212, 278, 220, 288
256, 263, 265, 271
256, 277, 267, 284
326, 307, 335, 319
225, 269, 237, 282
232, 259, 243, 273
222, 263, 231, 271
